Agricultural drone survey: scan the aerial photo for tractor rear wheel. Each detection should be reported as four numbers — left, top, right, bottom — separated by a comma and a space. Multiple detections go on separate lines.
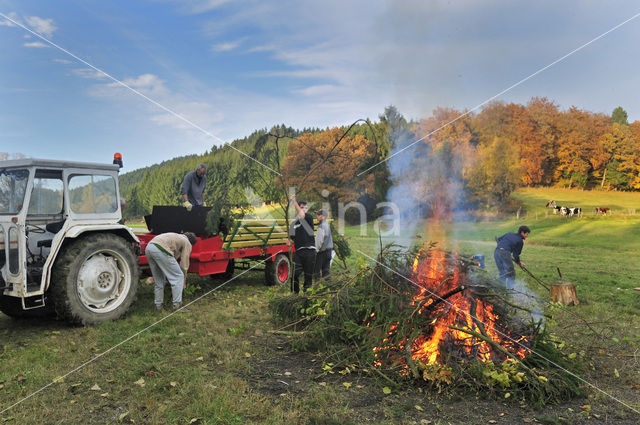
51, 233, 139, 325
265, 253, 290, 286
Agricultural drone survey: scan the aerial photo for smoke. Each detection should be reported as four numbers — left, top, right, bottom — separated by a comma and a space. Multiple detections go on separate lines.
510, 278, 546, 325
384, 116, 470, 245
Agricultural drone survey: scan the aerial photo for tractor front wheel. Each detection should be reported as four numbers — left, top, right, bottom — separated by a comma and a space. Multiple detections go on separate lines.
51, 233, 139, 325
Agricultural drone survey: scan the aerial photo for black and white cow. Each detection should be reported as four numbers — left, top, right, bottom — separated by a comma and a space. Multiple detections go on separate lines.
547, 201, 581, 218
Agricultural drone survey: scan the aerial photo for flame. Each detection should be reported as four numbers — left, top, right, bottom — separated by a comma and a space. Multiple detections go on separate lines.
374, 246, 531, 370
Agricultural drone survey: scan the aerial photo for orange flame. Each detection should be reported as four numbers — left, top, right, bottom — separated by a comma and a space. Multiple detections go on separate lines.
374, 247, 530, 369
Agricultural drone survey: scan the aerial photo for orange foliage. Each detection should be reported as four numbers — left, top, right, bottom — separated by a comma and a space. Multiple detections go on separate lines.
281, 128, 377, 202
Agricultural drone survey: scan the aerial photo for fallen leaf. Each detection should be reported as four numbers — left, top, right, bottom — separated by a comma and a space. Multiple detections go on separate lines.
420, 420, 432, 425
90, 384, 101, 391
488, 421, 497, 424
134, 378, 145, 387
0, 384, 4, 390
53, 376, 64, 383
284, 372, 292, 376
580, 404, 591, 413
51, 331, 60, 335
146, 371, 155, 376
170, 382, 177, 387
195, 356, 204, 361
342, 382, 352, 388
414, 405, 423, 411
356, 385, 364, 389
118, 411, 130, 422
614, 369, 620, 378
15, 375, 26, 382
244, 352, 251, 358
100, 392, 109, 397
70, 400, 76, 404
318, 382, 327, 387
382, 386, 391, 394
189, 418, 202, 424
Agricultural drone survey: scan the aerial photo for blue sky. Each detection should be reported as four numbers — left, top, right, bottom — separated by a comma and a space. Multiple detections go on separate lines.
1, 0, 640, 171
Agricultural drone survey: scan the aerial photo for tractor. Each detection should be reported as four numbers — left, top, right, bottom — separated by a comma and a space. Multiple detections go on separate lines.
0, 158, 139, 324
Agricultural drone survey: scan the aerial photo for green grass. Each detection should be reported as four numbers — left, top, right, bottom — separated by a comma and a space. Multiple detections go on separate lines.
2, 187, 640, 423
513, 187, 640, 216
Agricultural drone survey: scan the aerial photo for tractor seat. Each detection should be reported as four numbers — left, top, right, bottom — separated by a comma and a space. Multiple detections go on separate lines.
37, 239, 53, 248
45, 220, 65, 234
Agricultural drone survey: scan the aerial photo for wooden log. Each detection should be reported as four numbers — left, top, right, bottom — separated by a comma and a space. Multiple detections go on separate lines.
550, 280, 579, 306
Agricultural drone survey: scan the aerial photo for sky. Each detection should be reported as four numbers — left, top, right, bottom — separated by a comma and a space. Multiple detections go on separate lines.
1, 0, 640, 172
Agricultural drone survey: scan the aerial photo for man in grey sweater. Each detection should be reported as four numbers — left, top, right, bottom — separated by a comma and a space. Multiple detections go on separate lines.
314, 209, 333, 280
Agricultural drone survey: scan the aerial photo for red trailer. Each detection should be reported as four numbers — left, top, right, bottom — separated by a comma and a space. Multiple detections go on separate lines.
137, 216, 296, 286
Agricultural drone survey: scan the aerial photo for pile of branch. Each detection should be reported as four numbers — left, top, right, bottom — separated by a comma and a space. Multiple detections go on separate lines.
270, 243, 582, 407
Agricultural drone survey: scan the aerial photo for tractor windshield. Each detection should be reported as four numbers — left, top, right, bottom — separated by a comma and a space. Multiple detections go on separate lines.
0, 168, 30, 214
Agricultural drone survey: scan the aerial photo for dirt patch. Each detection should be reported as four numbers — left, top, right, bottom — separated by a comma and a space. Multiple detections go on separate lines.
242, 334, 640, 424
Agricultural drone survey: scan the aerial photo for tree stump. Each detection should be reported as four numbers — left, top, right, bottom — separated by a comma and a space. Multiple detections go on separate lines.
550, 281, 579, 306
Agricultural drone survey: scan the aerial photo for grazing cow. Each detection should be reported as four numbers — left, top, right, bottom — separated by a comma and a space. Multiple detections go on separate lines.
546, 200, 562, 215
595, 207, 610, 216
568, 207, 582, 217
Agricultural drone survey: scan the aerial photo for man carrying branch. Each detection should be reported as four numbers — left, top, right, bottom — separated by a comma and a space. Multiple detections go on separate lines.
288, 194, 316, 294
494, 225, 530, 289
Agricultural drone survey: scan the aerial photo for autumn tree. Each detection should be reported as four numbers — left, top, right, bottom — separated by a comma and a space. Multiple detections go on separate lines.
597, 123, 638, 189
467, 137, 521, 207
280, 128, 377, 214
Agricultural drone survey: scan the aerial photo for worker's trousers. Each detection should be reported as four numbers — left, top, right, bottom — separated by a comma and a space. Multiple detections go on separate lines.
494, 248, 515, 290
292, 248, 316, 294
146, 243, 184, 307
314, 249, 332, 280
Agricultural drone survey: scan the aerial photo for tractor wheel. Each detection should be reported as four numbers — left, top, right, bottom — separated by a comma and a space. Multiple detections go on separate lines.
51, 233, 139, 325
265, 253, 291, 286
0, 295, 55, 319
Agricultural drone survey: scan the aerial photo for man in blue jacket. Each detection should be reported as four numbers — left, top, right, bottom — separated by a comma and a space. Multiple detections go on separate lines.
494, 225, 530, 289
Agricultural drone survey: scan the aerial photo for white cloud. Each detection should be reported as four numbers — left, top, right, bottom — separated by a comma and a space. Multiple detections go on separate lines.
161, 0, 231, 15
247, 44, 276, 53
88, 73, 223, 135
0, 12, 19, 27
53, 58, 72, 64
212, 38, 244, 52
25, 16, 57, 38
23, 41, 49, 48
293, 84, 341, 96
71, 68, 108, 80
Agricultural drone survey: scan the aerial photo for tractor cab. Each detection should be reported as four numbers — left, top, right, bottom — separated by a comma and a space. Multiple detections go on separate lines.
0, 158, 139, 323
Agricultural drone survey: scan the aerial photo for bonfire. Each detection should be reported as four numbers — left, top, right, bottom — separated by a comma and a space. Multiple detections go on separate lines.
373, 246, 532, 376
270, 243, 582, 406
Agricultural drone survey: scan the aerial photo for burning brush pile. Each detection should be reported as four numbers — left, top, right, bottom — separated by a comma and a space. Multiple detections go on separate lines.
270, 244, 582, 407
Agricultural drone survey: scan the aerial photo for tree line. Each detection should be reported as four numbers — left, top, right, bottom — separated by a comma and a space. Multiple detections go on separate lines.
119, 99, 640, 219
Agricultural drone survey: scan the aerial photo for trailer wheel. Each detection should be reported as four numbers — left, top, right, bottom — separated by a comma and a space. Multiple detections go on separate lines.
265, 253, 290, 286
0, 295, 55, 319
51, 233, 139, 325
211, 259, 235, 280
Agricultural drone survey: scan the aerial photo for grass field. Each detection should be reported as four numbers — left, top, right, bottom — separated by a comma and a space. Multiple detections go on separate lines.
1, 188, 640, 424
